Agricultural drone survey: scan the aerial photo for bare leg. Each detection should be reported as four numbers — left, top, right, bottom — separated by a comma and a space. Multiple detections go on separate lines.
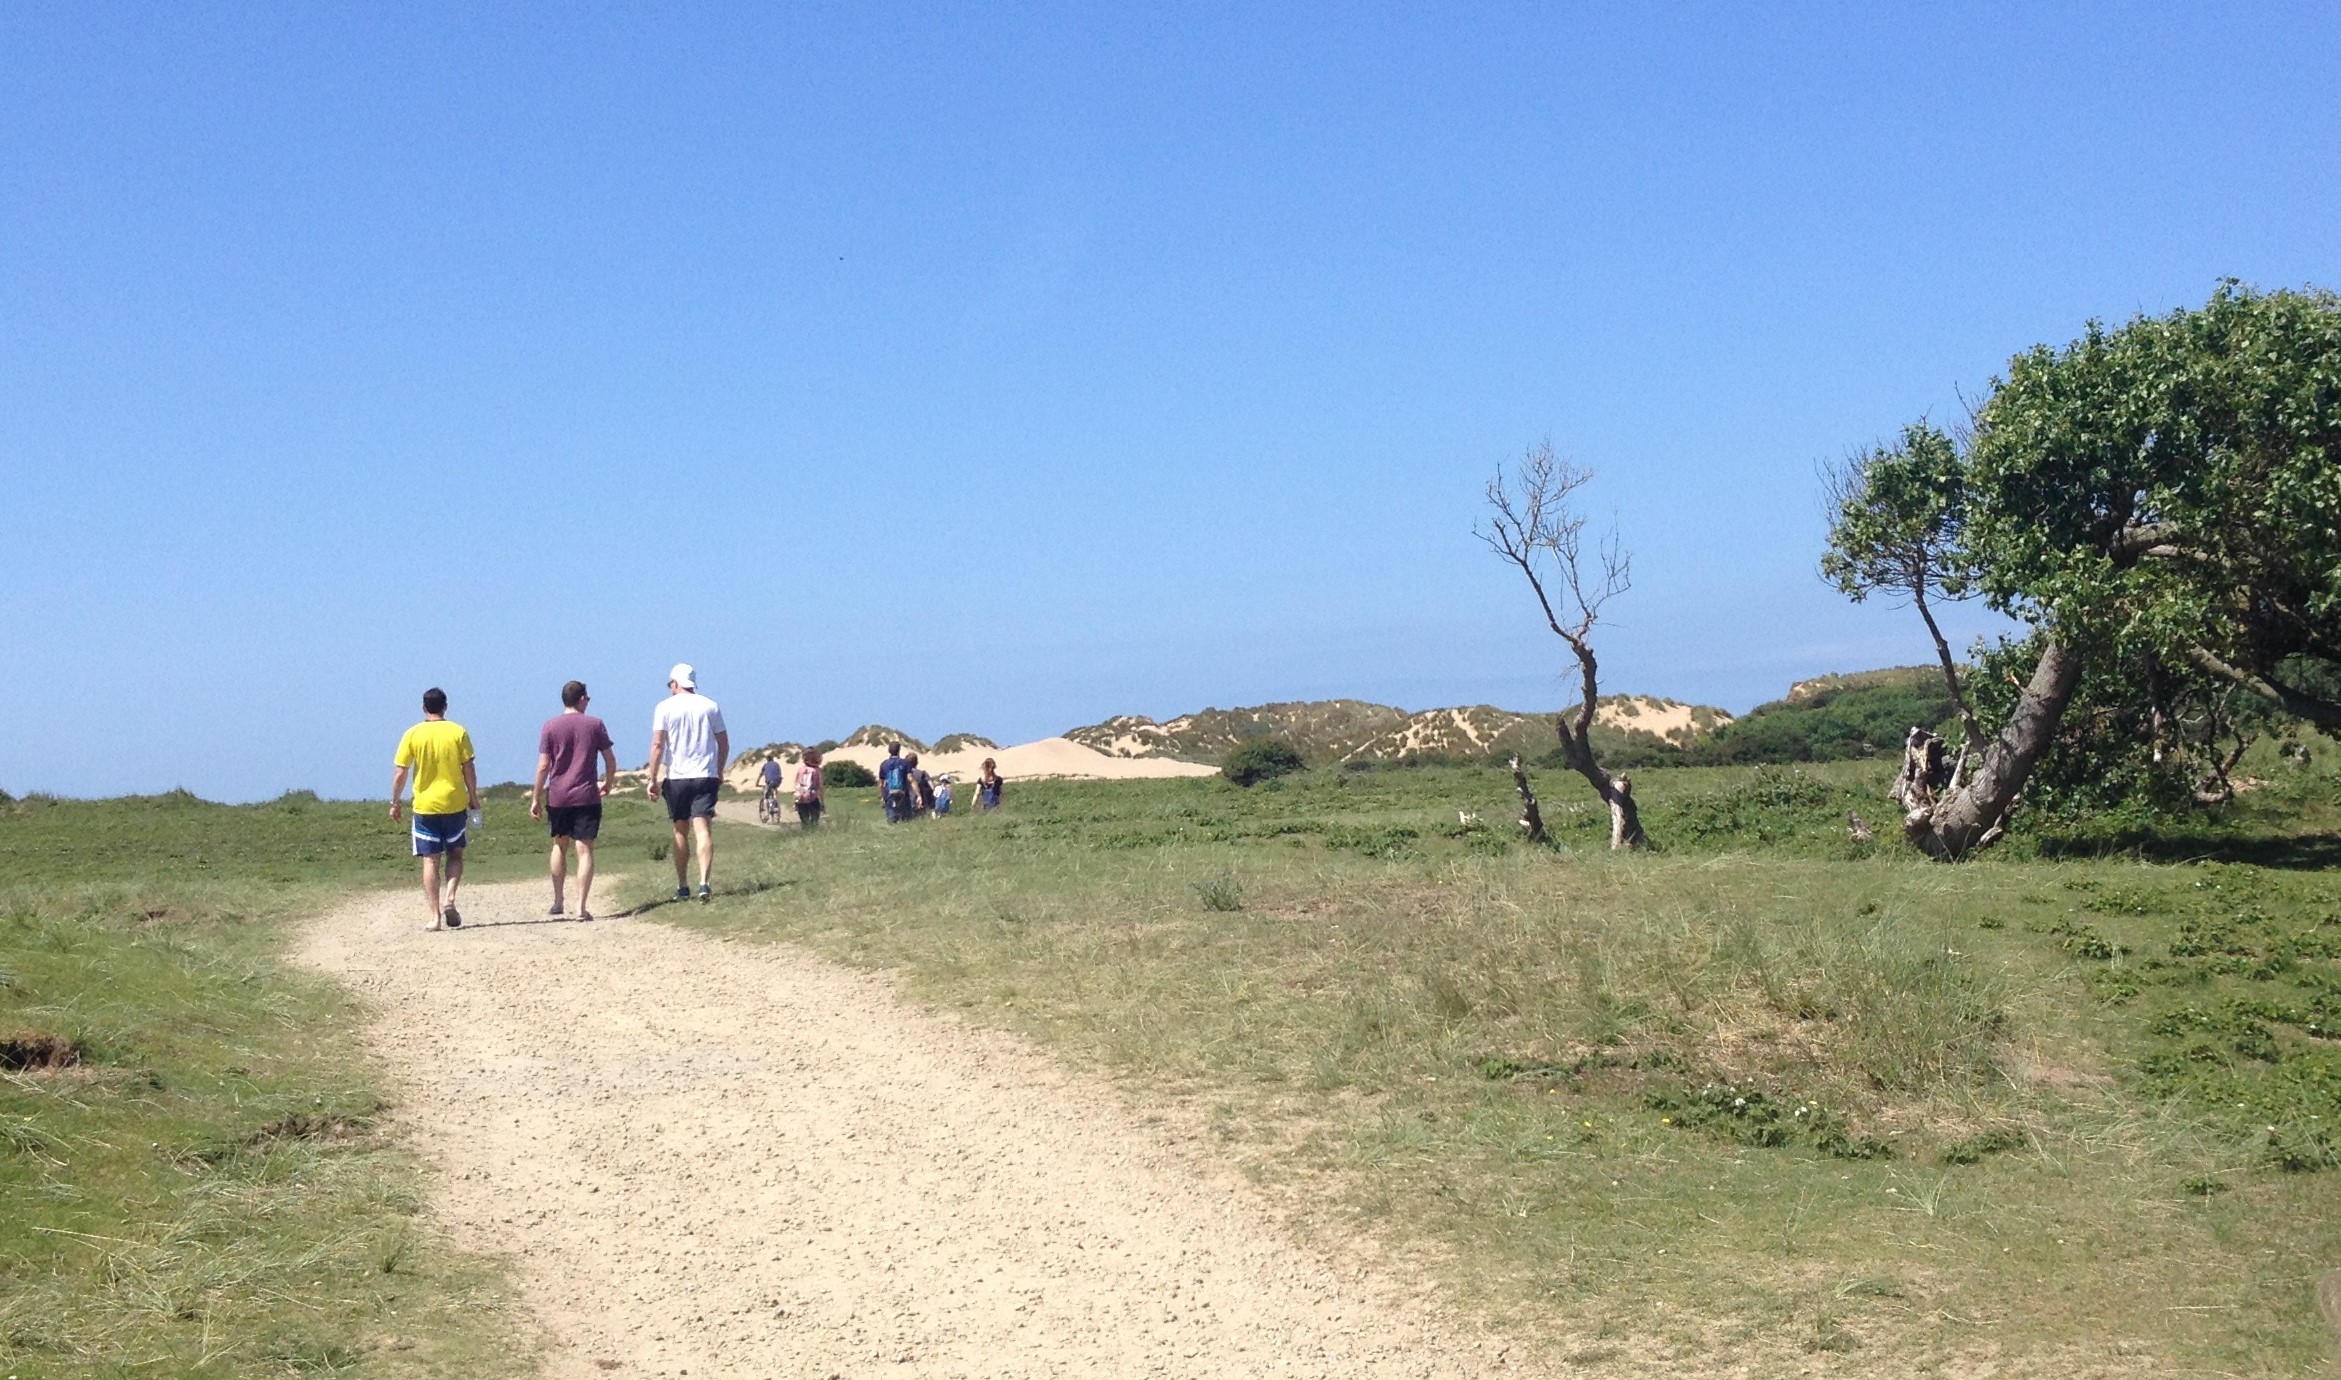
574, 839, 597, 916
443, 847, 464, 910
691, 816, 714, 889
671, 821, 690, 889
548, 837, 568, 911
420, 854, 444, 927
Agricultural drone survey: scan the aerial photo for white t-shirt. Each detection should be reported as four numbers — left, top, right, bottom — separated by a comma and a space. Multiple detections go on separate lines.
652, 693, 727, 780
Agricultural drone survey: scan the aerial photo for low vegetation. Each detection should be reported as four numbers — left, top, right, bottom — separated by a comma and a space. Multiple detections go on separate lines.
6, 746, 2339, 1375
641, 746, 2341, 1375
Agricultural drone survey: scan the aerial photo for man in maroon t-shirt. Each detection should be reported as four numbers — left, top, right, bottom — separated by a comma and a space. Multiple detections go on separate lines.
528, 680, 619, 919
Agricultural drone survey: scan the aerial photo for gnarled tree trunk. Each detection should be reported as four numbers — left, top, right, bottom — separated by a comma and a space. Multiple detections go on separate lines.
1553, 712, 1645, 850
1903, 640, 2083, 859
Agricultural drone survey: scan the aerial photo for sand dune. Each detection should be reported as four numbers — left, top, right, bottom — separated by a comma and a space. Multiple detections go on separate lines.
724, 735, 1219, 790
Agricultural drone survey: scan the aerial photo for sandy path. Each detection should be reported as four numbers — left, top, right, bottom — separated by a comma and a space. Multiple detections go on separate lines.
298, 880, 1523, 1379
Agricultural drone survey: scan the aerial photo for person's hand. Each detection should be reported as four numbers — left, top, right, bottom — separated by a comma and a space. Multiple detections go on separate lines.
528, 797, 543, 820
645, 779, 658, 800
598, 781, 613, 798
388, 802, 402, 823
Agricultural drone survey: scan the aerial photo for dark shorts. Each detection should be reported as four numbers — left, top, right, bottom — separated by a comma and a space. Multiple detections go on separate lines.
796, 799, 822, 827
662, 777, 720, 821
412, 810, 468, 856
546, 803, 602, 841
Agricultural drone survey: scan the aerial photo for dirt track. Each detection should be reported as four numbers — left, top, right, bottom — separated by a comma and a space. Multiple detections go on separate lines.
300, 878, 1521, 1378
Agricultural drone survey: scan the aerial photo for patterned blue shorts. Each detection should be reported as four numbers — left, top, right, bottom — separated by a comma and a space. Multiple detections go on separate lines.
412, 811, 468, 856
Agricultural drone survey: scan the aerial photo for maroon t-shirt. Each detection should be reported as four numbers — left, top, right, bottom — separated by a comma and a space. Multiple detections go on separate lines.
539, 713, 614, 808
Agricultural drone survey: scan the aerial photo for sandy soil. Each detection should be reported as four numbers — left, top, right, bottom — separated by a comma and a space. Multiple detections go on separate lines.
724, 737, 1221, 792
299, 880, 1522, 1378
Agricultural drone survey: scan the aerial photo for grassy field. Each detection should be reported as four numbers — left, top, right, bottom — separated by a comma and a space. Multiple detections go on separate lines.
6, 758, 2339, 1376
638, 754, 2341, 1377
0, 785, 671, 1379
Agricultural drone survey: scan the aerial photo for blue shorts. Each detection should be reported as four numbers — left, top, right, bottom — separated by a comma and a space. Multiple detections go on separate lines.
412, 811, 468, 856
662, 777, 720, 821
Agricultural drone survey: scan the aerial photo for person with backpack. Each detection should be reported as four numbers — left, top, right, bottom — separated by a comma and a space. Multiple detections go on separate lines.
794, 747, 826, 828
907, 752, 935, 818
977, 757, 1005, 812
933, 773, 955, 816
877, 741, 911, 823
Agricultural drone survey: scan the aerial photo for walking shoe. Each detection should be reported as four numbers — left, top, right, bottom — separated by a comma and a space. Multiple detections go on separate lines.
442, 905, 462, 929
548, 902, 564, 917
697, 883, 711, 902
577, 910, 594, 923
672, 886, 690, 902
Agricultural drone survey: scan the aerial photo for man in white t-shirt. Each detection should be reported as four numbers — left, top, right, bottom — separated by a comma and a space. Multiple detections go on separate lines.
645, 662, 729, 902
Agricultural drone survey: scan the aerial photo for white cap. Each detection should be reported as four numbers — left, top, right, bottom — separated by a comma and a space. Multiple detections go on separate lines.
668, 662, 696, 689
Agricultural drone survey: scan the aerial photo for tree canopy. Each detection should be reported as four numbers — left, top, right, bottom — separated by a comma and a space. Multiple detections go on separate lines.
1825, 282, 2341, 853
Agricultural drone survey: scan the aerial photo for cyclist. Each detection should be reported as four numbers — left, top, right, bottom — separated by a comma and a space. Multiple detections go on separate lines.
758, 755, 785, 822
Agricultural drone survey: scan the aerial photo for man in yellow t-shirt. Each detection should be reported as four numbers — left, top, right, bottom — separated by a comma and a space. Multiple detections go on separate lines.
391, 686, 481, 932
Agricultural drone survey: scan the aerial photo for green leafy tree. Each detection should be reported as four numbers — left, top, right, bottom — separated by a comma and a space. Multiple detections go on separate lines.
1821, 423, 1986, 753
1825, 282, 2341, 857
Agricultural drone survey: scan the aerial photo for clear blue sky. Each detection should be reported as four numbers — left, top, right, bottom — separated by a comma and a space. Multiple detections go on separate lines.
4, 4, 2336, 801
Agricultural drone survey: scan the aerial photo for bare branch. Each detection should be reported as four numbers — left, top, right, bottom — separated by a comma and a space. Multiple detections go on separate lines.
2180, 644, 2341, 734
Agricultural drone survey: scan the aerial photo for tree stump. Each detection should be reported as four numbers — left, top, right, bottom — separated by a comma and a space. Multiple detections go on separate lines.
1510, 756, 1547, 845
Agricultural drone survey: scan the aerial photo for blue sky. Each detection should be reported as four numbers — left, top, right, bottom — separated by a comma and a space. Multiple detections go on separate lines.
4, 4, 2337, 800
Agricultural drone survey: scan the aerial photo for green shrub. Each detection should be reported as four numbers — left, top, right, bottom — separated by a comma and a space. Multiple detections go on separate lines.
1222, 740, 1305, 786
824, 760, 877, 788
1192, 872, 1244, 911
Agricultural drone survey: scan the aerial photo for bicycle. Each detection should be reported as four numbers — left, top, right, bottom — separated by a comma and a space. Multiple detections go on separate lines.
757, 783, 782, 825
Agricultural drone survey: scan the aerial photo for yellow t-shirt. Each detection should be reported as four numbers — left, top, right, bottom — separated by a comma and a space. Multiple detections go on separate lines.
394, 720, 475, 816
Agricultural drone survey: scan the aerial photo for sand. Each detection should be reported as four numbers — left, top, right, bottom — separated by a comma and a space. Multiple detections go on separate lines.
728, 736, 1219, 792
297, 880, 1520, 1378
1591, 696, 1717, 742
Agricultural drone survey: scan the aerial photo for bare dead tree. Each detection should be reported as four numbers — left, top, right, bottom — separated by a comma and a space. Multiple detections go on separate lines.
1479, 442, 1647, 850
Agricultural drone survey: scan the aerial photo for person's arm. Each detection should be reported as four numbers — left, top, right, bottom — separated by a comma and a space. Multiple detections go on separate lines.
713, 730, 730, 782
530, 751, 552, 819
463, 759, 481, 813
390, 764, 409, 822
599, 743, 619, 798
645, 729, 667, 799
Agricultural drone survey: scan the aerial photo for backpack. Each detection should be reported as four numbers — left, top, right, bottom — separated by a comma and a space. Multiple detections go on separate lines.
883, 762, 908, 793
